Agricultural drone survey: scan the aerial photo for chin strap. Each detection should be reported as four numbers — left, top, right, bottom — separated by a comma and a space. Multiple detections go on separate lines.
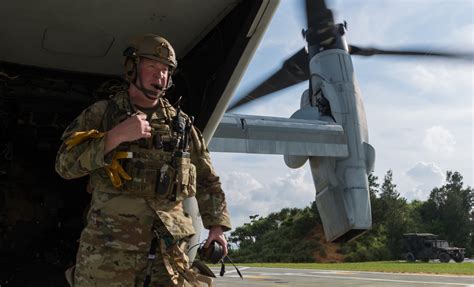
131, 81, 166, 100
132, 59, 170, 100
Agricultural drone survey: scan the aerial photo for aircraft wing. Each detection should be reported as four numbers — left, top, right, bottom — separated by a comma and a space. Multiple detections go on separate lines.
208, 113, 348, 157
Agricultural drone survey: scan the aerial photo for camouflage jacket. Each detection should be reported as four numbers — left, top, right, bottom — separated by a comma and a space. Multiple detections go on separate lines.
55, 91, 231, 252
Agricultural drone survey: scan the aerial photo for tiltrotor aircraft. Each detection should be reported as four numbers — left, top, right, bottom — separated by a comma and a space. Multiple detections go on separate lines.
0, 0, 471, 285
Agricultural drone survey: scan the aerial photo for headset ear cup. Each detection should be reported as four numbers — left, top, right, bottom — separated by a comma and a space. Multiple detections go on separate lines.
123, 57, 138, 83
210, 241, 224, 264
198, 241, 224, 264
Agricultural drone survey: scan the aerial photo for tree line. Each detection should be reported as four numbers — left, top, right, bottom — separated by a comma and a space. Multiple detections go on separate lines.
228, 170, 473, 262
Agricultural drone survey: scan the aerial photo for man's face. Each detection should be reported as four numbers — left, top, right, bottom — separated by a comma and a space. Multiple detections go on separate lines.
137, 57, 169, 95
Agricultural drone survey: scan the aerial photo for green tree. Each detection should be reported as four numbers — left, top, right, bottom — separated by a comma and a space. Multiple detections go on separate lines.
368, 173, 383, 225
419, 171, 473, 255
368, 173, 380, 199
228, 203, 322, 262
377, 170, 410, 258
405, 199, 425, 233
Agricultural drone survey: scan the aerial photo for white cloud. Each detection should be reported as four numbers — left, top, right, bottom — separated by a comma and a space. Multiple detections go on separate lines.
219, 168, 315, 229
222, 171, 263, 198
219, 171, 270, 228
271, 169, 315, 204
333, 1, 417, 46
393, 62, 472, 104
422, 126, 456, 154
404, 162, 445, 200
406, 162, 445, 183
450, 23, 474, 46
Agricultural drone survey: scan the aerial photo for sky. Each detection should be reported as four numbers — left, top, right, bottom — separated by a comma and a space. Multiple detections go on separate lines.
209, 0, 473, 231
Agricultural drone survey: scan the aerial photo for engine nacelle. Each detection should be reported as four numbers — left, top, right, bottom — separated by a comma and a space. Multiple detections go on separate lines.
309, 49, 374, 242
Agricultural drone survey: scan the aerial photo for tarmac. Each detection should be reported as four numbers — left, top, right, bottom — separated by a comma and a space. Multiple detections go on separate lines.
210, 266, 474, 287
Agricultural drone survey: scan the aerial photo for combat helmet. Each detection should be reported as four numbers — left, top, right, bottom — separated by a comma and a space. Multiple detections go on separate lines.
123, 34, 177, 97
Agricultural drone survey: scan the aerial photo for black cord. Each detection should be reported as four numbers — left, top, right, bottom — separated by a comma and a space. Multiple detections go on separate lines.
187, 240, 205, 255
224, 255, 243, 279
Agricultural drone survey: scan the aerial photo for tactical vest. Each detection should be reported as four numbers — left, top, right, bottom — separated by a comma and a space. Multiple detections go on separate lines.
89, 92, 196, 202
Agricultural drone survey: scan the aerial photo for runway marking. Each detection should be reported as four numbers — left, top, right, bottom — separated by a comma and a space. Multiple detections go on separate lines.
316, 270, 474, 278
224, 271, 473, 286
223, 266, 250, 275
310, 270, 356, 275
235, 266, 474, 278
239, 275, 266, 279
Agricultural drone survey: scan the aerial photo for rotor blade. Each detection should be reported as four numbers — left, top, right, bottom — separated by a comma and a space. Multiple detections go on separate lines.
304, 0, 337, 50
349, 45, 473, 60
306, 0, 333, 28
228, 48, 309, 111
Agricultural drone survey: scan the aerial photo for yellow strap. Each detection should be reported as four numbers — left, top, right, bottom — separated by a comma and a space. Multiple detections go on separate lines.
65, 129, 105, 150
104, 151, 132, 188
65, 130, 132, 188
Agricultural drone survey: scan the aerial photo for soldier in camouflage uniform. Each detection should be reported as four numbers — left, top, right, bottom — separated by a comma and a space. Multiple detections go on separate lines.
55, 34, 231, 286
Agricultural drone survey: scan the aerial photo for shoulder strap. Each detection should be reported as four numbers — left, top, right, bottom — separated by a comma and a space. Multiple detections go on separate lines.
102, 91, 134, 131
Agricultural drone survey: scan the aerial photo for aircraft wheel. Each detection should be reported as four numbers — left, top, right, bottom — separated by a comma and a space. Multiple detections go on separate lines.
438, 252, 451, 263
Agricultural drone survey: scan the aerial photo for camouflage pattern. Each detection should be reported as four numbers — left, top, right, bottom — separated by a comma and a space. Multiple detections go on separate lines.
55, 91, 231, 285
74, 240, 189, 286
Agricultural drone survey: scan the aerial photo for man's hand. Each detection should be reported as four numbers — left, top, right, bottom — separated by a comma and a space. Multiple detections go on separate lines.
204, 225, 228, 259
104, 113, 151, 154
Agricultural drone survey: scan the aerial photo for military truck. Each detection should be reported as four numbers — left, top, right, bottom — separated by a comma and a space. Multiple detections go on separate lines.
403, 233, 465, 263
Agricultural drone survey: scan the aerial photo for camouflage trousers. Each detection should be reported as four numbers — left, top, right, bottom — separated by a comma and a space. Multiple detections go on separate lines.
72, 239, 193, 287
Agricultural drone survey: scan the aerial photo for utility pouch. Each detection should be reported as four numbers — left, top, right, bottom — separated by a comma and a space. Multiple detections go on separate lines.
142, 168, 159, 195
174, 152, 197, 201
123, 161, 158, 197
124, 161, 145, 193
156, 164, 176, 199
187, 163, 196, 197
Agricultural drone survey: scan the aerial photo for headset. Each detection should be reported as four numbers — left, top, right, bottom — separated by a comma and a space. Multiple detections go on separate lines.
122, 47, 174, 99
195, 240, 243, 279
198, 241, 225, 264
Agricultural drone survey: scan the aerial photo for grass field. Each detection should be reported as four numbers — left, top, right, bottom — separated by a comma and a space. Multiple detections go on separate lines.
227, 261, 474, 275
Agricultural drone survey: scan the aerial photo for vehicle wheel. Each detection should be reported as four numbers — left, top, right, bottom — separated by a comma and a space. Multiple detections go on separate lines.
438, 252, 451, 263
405, 252, 415, 262
453, 253, 464, 263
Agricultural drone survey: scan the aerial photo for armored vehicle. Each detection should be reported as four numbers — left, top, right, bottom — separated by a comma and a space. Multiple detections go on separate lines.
403, 233, 465, 263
